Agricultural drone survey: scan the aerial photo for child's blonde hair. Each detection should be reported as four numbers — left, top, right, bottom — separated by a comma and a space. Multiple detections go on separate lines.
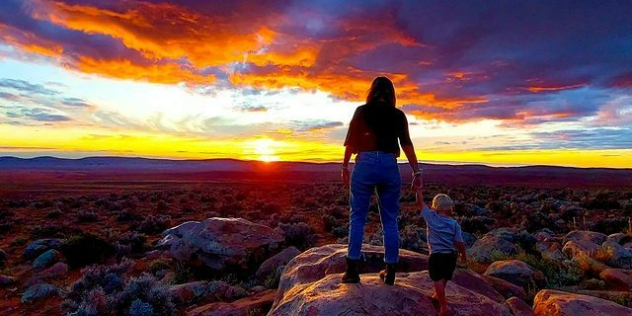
432, 194, 454, 212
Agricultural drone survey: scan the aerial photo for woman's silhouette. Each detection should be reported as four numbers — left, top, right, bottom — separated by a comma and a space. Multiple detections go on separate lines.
341, 76, 422, 285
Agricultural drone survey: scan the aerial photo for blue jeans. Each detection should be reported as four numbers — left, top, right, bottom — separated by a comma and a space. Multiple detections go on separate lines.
347, 151, 401, 264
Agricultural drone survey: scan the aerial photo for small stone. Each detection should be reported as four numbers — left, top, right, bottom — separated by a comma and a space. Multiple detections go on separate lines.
0, 275, 15, 287
23, 239, 61, 260
32, 249, 63, 269
21, 283, 58, 304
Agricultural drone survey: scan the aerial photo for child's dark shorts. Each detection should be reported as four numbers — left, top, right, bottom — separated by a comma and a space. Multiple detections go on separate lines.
428, 251, 458, 281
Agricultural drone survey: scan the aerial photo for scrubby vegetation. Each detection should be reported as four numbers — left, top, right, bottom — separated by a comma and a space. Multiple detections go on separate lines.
0, 181, 630, 314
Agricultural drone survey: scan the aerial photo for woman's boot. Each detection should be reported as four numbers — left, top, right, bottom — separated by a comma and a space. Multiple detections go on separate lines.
379, 263, 397, 285
342, 257, 361, 283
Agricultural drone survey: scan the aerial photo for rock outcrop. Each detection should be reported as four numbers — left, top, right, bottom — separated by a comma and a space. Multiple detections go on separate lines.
468, 235, 520, 264
484, 259, 542, 288
533, 289, 632, 316
275, 244, 428, 301
187, 289, 276, 316
270, 244, 517, 316
563, 230, 607, 246
159, 218, 284, 271
256, 246, 301, 280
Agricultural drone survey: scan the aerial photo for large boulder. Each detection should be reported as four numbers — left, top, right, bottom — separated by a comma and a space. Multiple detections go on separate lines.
536, 242, 565, 261
482, 275, 527, 300
186, 289, 276, 316
572, 254, 608, 274
468, 235, 520, 264
484, 260, 542, 288
170, 281, 213, 304
269, 272, 513, 316
533, 289, 632, 316
451, 269, 505, 303
256, 246, 301, 280
602, 240, 632, 269
562, 240, 607, 261
159, 218, 284, 271
23, 239, 61, 260
599, 268, 632, 291
506, 297, 534, 316
563, 230, 607, 246
275, 244, 428, 302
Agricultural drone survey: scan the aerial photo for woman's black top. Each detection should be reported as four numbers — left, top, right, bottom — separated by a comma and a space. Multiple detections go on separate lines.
343, 101, 413, 157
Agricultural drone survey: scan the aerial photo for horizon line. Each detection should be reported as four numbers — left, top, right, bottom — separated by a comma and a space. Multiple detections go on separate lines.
1, 154, 631, 171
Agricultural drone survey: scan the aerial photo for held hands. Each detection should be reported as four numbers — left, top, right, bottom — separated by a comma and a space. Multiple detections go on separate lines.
411, 173, 423, 191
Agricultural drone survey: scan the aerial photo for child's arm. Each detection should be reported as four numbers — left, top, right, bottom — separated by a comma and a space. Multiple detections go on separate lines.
415, 189, 426, 210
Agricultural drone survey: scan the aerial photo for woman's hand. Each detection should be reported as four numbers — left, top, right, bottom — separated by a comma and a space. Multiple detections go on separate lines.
411, 174, 423, 190
342, 167, 350, 186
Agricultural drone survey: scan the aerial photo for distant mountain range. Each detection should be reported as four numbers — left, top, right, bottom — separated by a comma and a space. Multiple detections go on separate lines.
1, 156, 631, 187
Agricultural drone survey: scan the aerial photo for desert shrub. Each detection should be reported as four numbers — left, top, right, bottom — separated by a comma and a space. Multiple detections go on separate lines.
137, 215, 171, 235
323, 205, 347, 219
60, 233, 115, 268
116, 232, 147, 254
400, 224, 427, 253
560, 206, 582, 221
277, 222, 317, 250
590, 218, 629, 235
581, 278, 606, 290
0, 209, 15, 220
77, 210, 99, 223
581, 196, 621, 210
0, 220, 12, 234
454, 202, 489, 217
117, 210, 140, 223
62, 260, 176, 316
459, 216, 495, 235
321, 215, 337, 232
510, 252, 582, 289
520, 211, 557, 233
173, 261, 194, 284
115, 273, 176, 316
31, 224, 62, 238
332, 225, 349, 238
148, 259, 171, 275
10, 237, 27, 246
156, 199, 169, 212
46, 209, 64, 219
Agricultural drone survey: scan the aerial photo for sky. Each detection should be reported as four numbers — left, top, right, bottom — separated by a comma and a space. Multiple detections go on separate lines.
0, 0, 631, 167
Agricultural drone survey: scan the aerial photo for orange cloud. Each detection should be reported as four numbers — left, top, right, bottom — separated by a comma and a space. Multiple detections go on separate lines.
526, 83, 586, 92
74, 56, 216, 84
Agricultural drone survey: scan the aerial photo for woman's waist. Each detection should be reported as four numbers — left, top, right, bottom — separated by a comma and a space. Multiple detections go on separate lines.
355, 151, 398, 165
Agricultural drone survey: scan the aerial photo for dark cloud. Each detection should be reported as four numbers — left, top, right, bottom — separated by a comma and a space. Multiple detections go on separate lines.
61, 97, 92, 107
6, 107, 71, 122
1, 0, 631, 126
0, 91, 20, 101
0, 78, 59, 95
291, 120, 344, 132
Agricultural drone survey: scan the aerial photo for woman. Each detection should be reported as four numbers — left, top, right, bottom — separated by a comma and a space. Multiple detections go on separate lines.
341, 76, 422, 285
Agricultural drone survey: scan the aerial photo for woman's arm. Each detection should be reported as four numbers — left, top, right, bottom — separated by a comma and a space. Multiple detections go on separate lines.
342, 145, 355, 186
400, 112, 422, 190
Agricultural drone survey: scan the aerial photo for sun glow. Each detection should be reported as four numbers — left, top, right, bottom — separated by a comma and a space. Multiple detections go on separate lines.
251, 138, 281, 162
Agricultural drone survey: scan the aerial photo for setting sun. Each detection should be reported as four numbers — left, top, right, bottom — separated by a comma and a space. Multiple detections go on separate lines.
252, 138, 281, 162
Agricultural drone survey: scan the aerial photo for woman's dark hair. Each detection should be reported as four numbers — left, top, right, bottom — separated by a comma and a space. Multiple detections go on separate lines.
366, 76, 396, 107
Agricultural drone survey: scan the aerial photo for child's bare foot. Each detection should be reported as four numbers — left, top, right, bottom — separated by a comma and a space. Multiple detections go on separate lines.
438, 306, 451, 316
